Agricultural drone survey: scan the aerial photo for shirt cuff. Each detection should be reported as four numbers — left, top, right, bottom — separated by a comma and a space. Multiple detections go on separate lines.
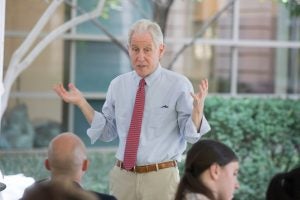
198, 115, 211, 134
184, 115, 211, 143
87, 111, 105, 144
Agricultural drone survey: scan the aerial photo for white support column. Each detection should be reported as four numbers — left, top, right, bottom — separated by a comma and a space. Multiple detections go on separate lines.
68, 0, 77, 132
0, 0, 6, 102
230, 0, 240, 95
275, 4, 289, 94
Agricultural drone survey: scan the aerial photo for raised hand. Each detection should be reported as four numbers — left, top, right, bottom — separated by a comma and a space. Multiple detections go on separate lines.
190, 79, 208, 129
190, 79, 208, 111
53, 83, 85, 106
53, 83, 95, 124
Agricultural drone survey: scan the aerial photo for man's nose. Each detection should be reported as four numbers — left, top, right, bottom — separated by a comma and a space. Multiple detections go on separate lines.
137, 51, 145, 61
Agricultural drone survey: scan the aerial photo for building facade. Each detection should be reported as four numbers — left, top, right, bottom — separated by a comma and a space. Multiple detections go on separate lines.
3, 0, 300, 148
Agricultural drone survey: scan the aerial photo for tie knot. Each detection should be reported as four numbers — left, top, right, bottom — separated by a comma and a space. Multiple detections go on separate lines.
139, 79, 146, 87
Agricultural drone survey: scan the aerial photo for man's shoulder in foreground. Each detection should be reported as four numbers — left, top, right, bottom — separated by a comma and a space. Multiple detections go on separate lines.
21, 179, 117, 200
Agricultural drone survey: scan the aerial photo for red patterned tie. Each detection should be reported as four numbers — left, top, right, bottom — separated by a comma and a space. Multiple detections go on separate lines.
123, 78, 146, 170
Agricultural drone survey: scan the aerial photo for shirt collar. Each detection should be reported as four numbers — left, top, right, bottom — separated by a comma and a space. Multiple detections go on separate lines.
132, 64, 162, 87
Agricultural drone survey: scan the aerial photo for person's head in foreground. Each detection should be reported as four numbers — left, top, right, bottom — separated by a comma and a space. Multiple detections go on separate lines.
175, 139, 239, 200
45, 132, 89, 183
266, 166, 300, 200
20, 178, 97, 200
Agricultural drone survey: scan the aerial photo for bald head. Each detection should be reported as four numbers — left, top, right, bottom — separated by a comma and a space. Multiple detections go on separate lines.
46, 132, 88, 181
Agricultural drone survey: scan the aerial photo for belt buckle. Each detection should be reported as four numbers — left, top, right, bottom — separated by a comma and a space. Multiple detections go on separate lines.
155, 163, 159, 171
132, 166, 136, 173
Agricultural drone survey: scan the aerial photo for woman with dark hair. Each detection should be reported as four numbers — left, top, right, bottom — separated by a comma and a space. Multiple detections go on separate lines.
266, 166, 300, 200
175, 139, 240, 200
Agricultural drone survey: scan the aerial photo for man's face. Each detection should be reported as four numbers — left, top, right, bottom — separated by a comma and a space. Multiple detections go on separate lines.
128, 31, 164, 78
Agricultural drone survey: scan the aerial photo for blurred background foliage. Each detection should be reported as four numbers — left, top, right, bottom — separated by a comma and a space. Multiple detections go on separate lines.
1, 96, 300, 200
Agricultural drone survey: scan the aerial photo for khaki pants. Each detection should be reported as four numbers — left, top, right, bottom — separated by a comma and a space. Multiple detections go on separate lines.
109, 165, 180, 200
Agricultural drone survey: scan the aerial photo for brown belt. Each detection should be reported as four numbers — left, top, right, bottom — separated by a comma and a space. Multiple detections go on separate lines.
116, 160, 177, 173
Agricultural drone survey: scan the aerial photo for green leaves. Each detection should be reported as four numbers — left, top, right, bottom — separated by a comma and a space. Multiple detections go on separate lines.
101, 0, 121, 19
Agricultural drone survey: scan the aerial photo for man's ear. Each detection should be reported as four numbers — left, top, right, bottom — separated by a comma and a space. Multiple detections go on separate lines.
82, 159, 90, 172
159, 44, 165, 59
44, 159, 51, 171
209, 163, 221, 180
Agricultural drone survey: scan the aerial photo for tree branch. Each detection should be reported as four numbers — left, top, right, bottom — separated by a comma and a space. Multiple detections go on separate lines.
64, 0, 128, 55
1, 0, 106, 120
6, 0, 64, 77
128, 0, 151, 19
166, 0, 236, 69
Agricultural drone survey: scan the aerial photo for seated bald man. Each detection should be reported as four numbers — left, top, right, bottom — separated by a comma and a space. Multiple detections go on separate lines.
20, 132, 117, 200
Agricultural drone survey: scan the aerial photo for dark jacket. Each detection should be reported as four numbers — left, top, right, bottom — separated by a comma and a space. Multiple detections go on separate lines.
20, 179, 117, 200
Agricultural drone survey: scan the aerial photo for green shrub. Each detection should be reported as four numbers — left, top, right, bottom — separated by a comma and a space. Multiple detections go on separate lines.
0, 151, 48, 180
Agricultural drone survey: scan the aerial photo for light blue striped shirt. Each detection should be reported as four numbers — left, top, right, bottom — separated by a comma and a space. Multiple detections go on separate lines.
87, 65, 211, 165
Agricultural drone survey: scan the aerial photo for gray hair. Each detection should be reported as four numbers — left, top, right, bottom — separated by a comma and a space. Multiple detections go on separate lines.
128, 19, 164, 47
